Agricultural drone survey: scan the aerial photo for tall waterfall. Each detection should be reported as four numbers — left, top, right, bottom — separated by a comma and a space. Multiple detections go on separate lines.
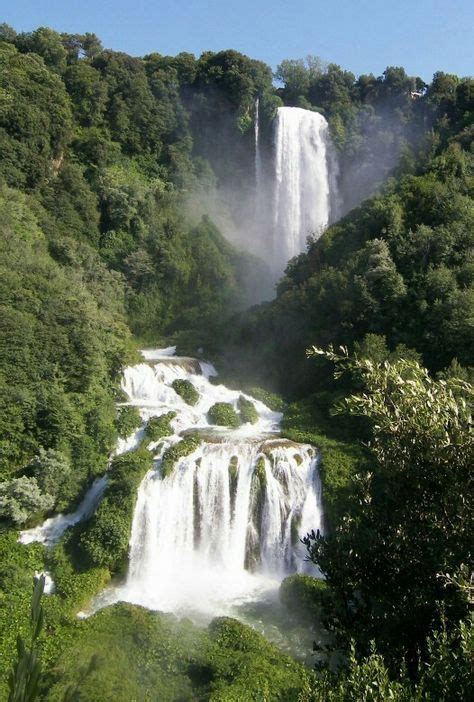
271, 106, 333, 271
104, 349, 323, 620
255, 96, 262, 193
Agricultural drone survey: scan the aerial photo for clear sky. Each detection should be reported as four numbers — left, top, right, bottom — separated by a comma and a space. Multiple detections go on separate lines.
1, 0, 473, 81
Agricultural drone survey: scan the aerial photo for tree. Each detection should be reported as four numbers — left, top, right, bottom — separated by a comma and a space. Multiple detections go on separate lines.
304, 346, 473, 666
0, 477, 53, 526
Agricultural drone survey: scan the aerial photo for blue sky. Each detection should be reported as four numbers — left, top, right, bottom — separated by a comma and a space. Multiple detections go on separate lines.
1, 0, 473, 81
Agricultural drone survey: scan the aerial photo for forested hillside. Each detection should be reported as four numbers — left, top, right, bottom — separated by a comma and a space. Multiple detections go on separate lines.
0, 21, 472, 702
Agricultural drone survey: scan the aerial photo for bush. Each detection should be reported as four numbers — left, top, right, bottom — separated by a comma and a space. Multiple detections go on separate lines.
161, 436, 201, 478
237, 395, 259, 424
280, 574, 332, 622
247, 387, 286, 412
171, 379, 200, 406
208, 402, 240, 428
0, 476, 54, 526
144, 412, 176, 442
78, 447, 153, 571
116, 406, 142, 438
28, 447, 73, 511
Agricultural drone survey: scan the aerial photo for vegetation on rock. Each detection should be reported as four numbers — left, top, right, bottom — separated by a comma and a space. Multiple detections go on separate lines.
171, 378, 200, 406
207, 402, 241, 428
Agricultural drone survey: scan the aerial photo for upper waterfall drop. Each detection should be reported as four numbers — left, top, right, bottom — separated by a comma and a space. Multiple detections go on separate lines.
271, 106, 334, 271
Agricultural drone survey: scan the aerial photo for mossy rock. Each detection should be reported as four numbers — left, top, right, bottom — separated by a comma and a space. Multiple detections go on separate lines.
290, 513, 302, 545
237, 395, 259, 424
144, 412, 176, 442
247, 387, 286, 412
208, 402, 240, 428
161, 436, 201, 478
172, 379, 200, 406
254, 455, 267, 490
279, 574, 332, 622
228, 456, 239, 504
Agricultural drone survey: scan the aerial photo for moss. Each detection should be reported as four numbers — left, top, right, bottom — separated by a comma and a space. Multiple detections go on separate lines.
280, 574, 333, 622
144, 412, 176, 442
293, 453, 303, 465
115, 405, 142, 438
228, 456, 239, 508
237, 395, 259, 424
245, 456, 268, 571
247, 386, 286, 412
171, 379, 200, 406
254, 455, 267, 490
208, 402, 241, 428
161, 436, 201, 478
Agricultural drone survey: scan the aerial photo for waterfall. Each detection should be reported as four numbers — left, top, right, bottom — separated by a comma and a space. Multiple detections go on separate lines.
23, 348, 324, 622
255, 96, 262, 193
271, 106, 333, 271
107, 349, 323, 620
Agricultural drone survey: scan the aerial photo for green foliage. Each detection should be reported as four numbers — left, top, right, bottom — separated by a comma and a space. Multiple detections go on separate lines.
237, 395, 259, 424
247, 387, 286, 412
0, 185, 130, 500
115, 406, 141, 439
171, 378, 200, 406
0, 41, 72, 188
0, 478, 54, 526
39, 606, 308, 701
47, 541, 110, 614
206, 617, 308, 700
78, 447, 153, 570
305, 347, 473, 664
161, 435, 201, 478
143, 411, 176, 442
28, 448, 72, 512
300, 616, 474, 701
280, 574, 332, 622
208, 402, 241, 428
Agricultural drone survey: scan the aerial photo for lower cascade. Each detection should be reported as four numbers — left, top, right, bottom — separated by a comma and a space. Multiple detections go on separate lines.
23, 347, 324, 622
114, 347, 324, 619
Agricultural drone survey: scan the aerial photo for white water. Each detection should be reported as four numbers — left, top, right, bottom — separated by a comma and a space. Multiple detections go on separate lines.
94, 349, 324, 621
272, 106, 333, 271
22, 348, 324, 624
19, 475, 109, 546
255, 96, 262, 194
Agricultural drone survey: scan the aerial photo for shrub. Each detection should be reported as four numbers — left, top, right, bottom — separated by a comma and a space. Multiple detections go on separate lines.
29, 447, 73, 511
280, 574, 332, 622
144, 412, 176, 442
237, 395, 259, 424
161, 436, 201, 478
247, 387, 286, 412
171, 379, 200, 406
116, 406, 142, 438
0, 477, 54, 526
208, 402, 240, 428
